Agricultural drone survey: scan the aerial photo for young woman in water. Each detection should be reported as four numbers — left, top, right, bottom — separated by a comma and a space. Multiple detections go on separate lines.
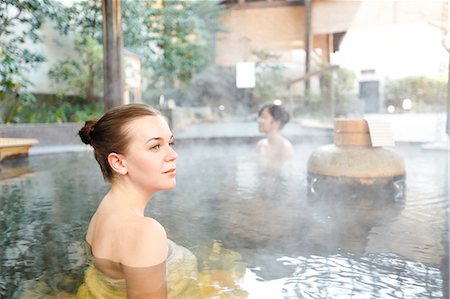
77, 104, 177, 298
257, 103, 294, 161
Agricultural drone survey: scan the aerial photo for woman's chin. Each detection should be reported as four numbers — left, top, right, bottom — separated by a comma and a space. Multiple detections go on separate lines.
164, 180, 177, 190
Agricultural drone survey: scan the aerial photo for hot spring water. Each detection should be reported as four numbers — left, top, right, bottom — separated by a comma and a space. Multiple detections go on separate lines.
0, 139, 447, 298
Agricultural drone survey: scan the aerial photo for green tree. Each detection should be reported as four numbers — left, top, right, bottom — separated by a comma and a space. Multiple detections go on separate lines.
320, 67, 356, 103
50, 0, 104, 106
144, 66, 247, 114
316, 66, 358, 117
51, 0, 225, 106
48, 36, 103, 104
252, 50, 286, 108
0, 0, 61, 123
53, 0, 103, 43
130, 0, 225, 88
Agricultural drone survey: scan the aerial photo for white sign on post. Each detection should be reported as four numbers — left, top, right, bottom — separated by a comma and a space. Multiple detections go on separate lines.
365, 118, 395, 147
236, 62, 255, 88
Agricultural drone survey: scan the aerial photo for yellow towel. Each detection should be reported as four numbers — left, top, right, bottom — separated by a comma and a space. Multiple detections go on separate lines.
76, 240, 200, 299
17, 240, 247, 298
76, 265, 126, 298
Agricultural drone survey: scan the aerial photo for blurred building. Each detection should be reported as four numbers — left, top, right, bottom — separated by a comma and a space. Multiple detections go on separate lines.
216, 0, 448, 113
333, 0, 448, 113
216, 0, 362, 96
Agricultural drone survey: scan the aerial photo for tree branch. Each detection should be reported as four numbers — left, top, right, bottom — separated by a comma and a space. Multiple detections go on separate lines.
0, 4, 23, 37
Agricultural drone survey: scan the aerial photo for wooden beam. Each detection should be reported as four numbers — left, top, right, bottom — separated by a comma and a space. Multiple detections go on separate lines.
287, 64, 339, 86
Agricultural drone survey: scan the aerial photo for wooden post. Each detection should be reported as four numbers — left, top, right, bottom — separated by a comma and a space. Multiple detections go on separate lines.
102, 0, 124, 110
304, 0, 312, 96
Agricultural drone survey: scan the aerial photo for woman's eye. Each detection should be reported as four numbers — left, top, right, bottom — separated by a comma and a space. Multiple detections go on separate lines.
169, 141, 175, 147
151, 144, 160, 151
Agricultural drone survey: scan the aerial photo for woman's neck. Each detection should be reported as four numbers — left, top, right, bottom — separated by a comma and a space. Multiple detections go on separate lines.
104, 182, 154, 217
266, 130, 282, 145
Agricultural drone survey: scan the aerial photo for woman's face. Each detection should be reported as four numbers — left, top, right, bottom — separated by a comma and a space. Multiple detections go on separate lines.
122, 115, 177, 192
258, 108, 278, 133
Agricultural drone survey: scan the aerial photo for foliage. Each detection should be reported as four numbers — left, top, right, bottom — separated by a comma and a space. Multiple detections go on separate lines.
8, 93, 103, 123
292, 66, 358, 119
252, 50, 286, 108
383, 76, 446, 112
149, 49, 289, 115
316, 66, 358, 117
143, 66, 250, 115
146, 49, 294, 115
49, 0, 104, 111
48, 36, 103, 103
0, 0, 62, 123
53, 0, 103, 43
132, 0, 225, 88
319, 66, 357, 103
1, 0, 225, 123
53, 0, 225, 93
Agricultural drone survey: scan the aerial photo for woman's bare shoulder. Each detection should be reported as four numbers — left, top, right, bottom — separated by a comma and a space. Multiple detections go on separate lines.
256, 138, 268, 146
126, 216, 165, 230
120, 216, 168, 267
281, 137, 295, 158
256, 139, 269, 153
282, 137, 294, 149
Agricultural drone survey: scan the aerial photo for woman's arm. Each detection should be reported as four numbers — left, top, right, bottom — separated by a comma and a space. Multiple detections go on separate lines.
123, 261, 167, 299
121, 217, 169, 299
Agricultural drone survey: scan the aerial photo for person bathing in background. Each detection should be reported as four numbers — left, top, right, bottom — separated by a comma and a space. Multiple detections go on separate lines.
77, 104, 177, 298
257, 103, 294, 162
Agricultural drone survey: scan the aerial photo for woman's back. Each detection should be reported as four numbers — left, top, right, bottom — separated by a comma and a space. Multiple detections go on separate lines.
86, 207, 168, 268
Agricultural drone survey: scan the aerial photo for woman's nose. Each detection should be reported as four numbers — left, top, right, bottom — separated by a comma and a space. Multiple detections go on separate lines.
166, 146, 177, 161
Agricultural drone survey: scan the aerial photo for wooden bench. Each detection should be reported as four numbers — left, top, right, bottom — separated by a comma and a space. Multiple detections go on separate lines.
0, 138, 39, 162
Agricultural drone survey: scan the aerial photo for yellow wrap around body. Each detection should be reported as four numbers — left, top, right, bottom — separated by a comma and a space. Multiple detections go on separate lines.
76, 239, 200, 298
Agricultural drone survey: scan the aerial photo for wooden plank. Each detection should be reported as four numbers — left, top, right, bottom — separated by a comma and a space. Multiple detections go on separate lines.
0, 138, 39, 162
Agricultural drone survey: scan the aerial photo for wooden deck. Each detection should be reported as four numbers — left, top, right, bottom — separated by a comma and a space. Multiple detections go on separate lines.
0, 138, 39, 162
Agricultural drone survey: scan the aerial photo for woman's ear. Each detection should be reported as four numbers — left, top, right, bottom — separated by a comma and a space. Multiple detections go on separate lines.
108, 153, 128, 175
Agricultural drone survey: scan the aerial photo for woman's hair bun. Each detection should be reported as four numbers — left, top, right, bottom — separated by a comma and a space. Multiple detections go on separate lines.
79, 120, 97, 145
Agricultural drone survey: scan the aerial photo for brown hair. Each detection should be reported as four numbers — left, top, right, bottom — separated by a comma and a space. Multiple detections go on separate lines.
258, 103, 290, 129
79, 104, 161, 182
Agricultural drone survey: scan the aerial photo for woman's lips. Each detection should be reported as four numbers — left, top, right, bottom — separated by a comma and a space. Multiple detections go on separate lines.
163, 168, 176, 175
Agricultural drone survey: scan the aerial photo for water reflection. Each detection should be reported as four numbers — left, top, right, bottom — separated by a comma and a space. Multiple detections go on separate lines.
0, 153, 103, 298
275, 253, 442, 298
0, 158, 34, 181
306, 183, 405, 253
